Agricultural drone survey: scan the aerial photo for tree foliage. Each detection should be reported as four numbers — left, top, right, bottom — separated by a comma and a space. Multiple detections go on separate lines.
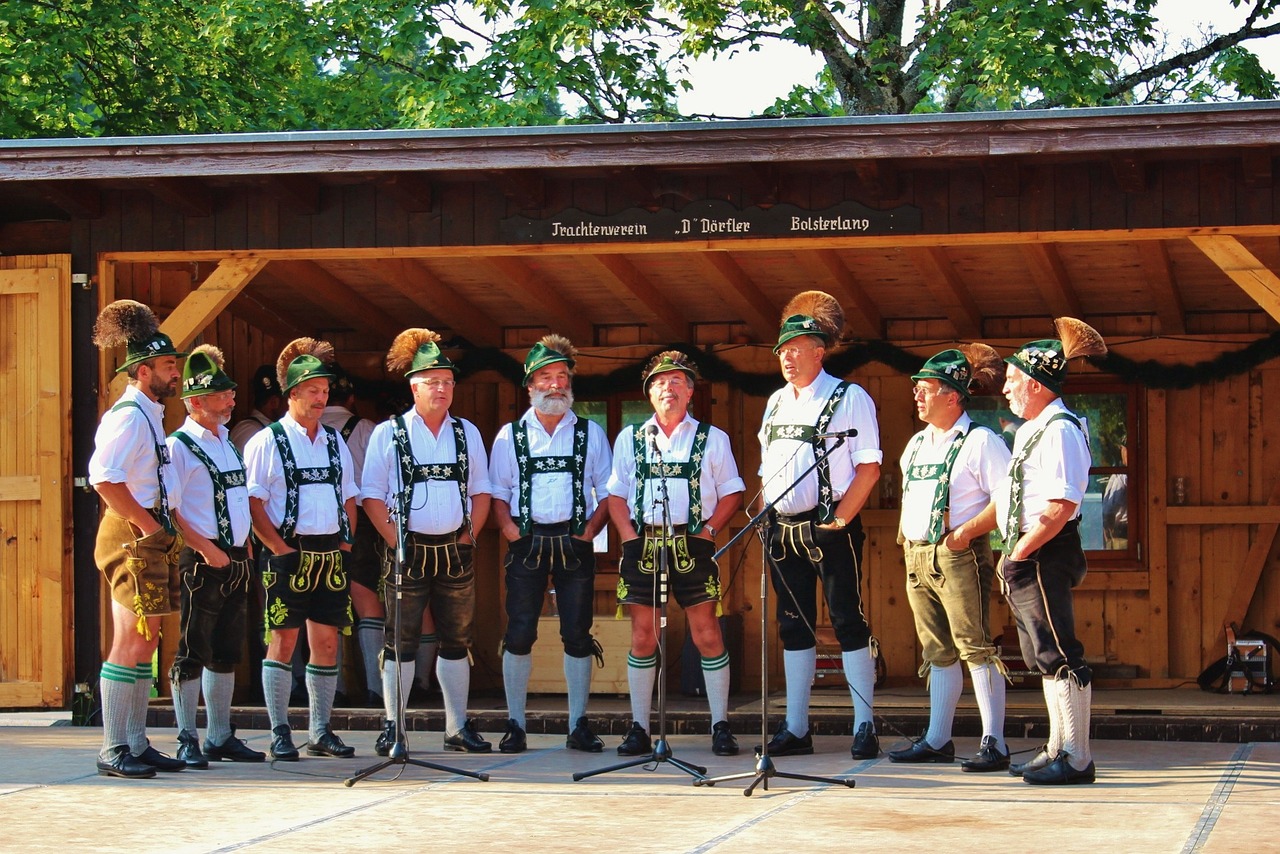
2, 0, 1279, 137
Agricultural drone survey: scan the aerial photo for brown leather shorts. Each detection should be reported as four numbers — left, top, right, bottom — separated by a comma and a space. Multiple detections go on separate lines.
94, 508, 182, 617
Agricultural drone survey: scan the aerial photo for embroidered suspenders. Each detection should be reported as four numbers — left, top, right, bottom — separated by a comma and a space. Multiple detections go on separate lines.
1003, 412, 1083, 549
267, 421, 350, 543
512, 417, 589, 536
389, 414, 470, 553
630, 422, 712, 534
902, 424, 973, 543
171, 430, 247, 549
763, 381, 850, 523
110, 399, 175, 534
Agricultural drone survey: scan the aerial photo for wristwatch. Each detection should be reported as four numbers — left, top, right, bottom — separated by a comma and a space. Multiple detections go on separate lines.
704, 523, 718, 538
830, 516, 848, 528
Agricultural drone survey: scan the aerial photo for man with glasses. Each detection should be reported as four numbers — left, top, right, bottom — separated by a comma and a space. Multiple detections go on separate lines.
889, 347, 1011, 772
757, 291, 883, 759
489, 334, 612, 753
361, 329, 493, 754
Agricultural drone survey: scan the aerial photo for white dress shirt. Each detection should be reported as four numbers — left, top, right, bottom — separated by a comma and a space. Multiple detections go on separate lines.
489, 408, 611, 524
244, 413, 358, 536
88, 383, 178, 512
898, 413, 1011, 542
167, 416, 252, 546
994, 398, 1092, 532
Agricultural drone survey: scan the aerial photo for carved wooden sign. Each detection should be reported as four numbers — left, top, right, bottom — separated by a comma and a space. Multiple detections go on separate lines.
499, 199, 921, 243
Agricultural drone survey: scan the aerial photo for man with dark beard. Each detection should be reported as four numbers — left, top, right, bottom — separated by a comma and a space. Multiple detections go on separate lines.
489, 335, 612, 753
89, 300, 188, 778
166, 345, 265, 766
994, 318, 1107, 785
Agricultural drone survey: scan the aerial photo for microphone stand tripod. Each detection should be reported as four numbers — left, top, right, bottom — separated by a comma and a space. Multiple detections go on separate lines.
575, 428, 707, 783
346, 462, 489, 786
696, 435, 855, 795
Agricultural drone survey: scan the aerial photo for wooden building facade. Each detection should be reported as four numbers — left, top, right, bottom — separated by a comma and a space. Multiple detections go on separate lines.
3, 101, 1280, 707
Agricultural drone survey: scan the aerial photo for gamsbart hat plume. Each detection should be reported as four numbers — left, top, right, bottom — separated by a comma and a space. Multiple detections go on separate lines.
276, 337, 336, 393
92, 299, 186, 372
774, 290, 845, 353
523, 334, 576, 386
181, 344, 237, 399
387, 328, 459, 377
642, 350, 699, 392
958, 342, 1004, 396
1005, 317, 1107, 394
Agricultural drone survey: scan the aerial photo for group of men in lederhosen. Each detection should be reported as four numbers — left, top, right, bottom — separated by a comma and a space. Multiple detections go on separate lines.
89, 291, 1106, 787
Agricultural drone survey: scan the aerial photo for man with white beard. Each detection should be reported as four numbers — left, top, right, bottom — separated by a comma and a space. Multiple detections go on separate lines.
489, 335, 612, 753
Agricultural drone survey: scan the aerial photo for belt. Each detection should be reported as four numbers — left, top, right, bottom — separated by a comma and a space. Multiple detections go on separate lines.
225, 545, 250, 561
407, 530, 460, 546
285, 534, 342, 552
776, 508, 821, 524
643, 524, 688, 536
531, 522, 572, 536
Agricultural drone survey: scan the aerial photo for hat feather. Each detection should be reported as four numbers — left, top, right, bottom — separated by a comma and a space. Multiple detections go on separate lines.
386, 328, 441, 375
958, 342, 1003, 395
1055, 317, 1107, 361
189, 343, 226, 370
781, 290, 845, 343
92, 300, 159, 349
537, 333, 577, 364
276, 337, 334, 390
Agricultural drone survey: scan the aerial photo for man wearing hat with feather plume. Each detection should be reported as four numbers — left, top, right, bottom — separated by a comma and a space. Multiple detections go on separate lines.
996, 318, 1107, 785
89, 299, 189, 778
361, 329, 493, 755
758, 291, 884, 760
889, 345, 1013, 772
244, 337, 359, 762
489, 334, 612, 754
166, 345, 265, 766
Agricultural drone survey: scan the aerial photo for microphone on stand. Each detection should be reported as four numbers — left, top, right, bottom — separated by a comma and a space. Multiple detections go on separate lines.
645, 424, 668, 606
646, 423, 661, 457
813, 428, 858, 440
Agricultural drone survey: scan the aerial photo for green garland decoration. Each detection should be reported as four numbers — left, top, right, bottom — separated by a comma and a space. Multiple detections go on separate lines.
357, 331, 1280, 404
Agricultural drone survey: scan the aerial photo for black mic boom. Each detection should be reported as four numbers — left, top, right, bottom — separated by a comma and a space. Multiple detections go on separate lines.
813, 428, 858, 439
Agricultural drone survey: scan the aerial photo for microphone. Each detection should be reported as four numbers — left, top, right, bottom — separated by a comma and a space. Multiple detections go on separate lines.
645, 424, 662, 457
813, 428, 858, 439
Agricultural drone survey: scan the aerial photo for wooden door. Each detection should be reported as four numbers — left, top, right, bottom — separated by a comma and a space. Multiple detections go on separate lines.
0, 255, 72, 707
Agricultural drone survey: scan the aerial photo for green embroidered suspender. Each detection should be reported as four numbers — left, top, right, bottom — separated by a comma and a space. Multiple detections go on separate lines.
389, 414, 469, 553
512, 418, 589, 536
267, 421, 350, 543
763, 381, 850, 523
902, 424, 972, 543
630, 422, 712, 534
1003, 412, 1083, 549
110, 399, 175, 534
171, 430, 247, 549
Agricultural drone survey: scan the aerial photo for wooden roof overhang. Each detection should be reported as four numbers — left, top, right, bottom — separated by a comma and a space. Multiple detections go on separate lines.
4, 101, 1280, 352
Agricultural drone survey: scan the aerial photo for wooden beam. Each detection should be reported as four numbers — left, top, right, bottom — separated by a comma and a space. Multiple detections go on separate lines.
797, 250, 883, 339
1110, 152, 1148, 193
1219, 477, 1280, 640
267, 259, 403, 342
606, 167, 661, 211
365, 258, 503, 347
1189, 234, 1280, 323
226, 289, 308, 342
692, 252, 779, 343
1165, 505, 1280, 525
906, 247, 984, 339
483, 256, 593, 344
982, 160, 1019, 197
39, 181, 101, 219
1241, 148, 1273, 189
853, 160, 897, 198
140, 177, 213, 218
377, 173, 434, 213
577, 254, 685, 341
492, 171, 545, 211
160, 256, 269, 350
264, 174, 320, 215
1134, 240, 1187, 335
1020, 243, 1084, 319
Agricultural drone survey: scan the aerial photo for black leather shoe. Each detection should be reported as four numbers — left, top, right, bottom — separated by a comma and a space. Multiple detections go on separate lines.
1009, 744, 1052, 777
961, 736, 1010, 773
134, 744, 187, 772
850, 722, 880, 760
204, 727, 266, 763
712, 720, 739, 756
270, 725, 300, 761
1023, 753, 1096, 785
888, 737, 954, 763
307, 725, 356, 758
375, 719, 398, 757
444, 719, 492, 753
176, 730, 209, 769
617, 722, 652, 756
755, 721, 813, 757
498, 719, 527, 754
566, 716, 604, 752
96, 744, 156, 779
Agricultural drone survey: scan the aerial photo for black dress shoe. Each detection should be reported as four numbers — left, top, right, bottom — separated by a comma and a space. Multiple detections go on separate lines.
566, 716, 604, 752
498, 719, 527, 754
204, 728, 266, 763
755, 721, 813, 757
960, 736, 1010, 773
270, 725, 300, 761
887, 737, 954, 763
712, 720, 739, 756
1009, 744, 1051, 777
1023, 753, 1096, 785
850, 722, 880, 760
375, 719, 398, 757
307, 725, 356, 758
96, 744, 156, 779
134, 744, 187, 772
444, 719, 492, 753
176, 730, 209, 769
617, 722, 652, 756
